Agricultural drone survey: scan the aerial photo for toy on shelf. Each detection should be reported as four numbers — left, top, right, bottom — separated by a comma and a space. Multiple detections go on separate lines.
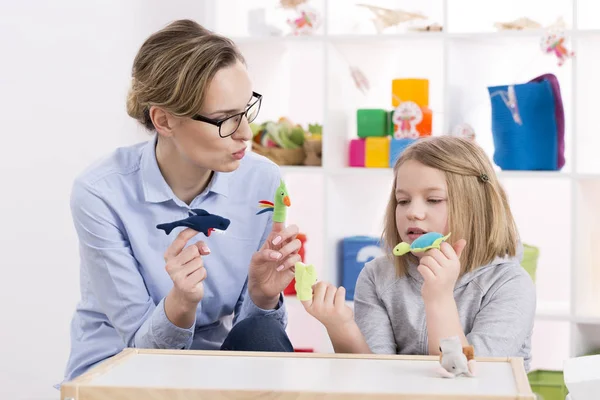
294, 261, 318, 301
286, 3, 321, 36
437, 336, 476, 379
251, 118, 322, 166
393, 232, 451, 256
256, 180, 291, 223
156, 209, 230, 236
349, 78, 433, 169
355, 4, 428, 34
494, 17, 542, 30
279, 0, 307, 8
392, 101, 422, 139
303, 123, 322, 166
365, 137, 390, 168
488, 73, 565, 171
541, 29, 574, 66
450, 123, 476, 141
340, 236, 384, 300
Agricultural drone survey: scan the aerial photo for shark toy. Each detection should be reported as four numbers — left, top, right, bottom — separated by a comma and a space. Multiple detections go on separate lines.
156, 209, 230, 237
256, 180, 291, 223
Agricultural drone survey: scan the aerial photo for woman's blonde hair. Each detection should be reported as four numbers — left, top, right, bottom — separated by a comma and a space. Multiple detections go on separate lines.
126, 19, 245, 131
382, 136, 518, 277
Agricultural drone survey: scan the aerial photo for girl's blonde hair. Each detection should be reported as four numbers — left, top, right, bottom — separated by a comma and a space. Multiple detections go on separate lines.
382, 136, 518, 277
126, 19, 245, 131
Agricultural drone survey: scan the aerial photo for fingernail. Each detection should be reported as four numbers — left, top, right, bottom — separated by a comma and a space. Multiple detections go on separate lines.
276, 265, 284, 272
202, 246, 210, 253
270, 252, 282, 260
272, 236, 282, 245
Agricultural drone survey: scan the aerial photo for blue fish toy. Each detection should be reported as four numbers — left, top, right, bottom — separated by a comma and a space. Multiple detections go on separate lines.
156, 209, 230, 237
393, 232, 451, 256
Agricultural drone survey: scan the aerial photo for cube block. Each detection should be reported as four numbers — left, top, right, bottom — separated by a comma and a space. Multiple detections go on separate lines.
365, 137, 390, 168
348, 138, 366, 167
357, 109, 388, 138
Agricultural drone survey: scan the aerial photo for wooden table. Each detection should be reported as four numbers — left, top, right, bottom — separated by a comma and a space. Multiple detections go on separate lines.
60, 349, 535, 399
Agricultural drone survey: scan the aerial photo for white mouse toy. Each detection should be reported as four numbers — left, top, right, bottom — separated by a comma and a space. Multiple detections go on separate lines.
437, 336, 477, 378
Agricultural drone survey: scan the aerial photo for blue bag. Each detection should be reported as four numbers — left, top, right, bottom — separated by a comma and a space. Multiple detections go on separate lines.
488, 78, 560, 170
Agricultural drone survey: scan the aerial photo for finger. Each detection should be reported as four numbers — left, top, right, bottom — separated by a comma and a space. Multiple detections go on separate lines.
277, 253, 301, 272
312, 282, 328, 304
271, 224, 299, 246
324, 284, 337, 306
272, 221, 285, 234
418, 264, 436, 281
334, 286, 347, 310
184, 267, 207, 291
175, 245, 200, 265
453, 239, 467, 259
193, 240, 211, 256
174, 257, 204, 282
420, 256, 442, 277
164, 228, 199, 261
426, 248, 448, 266
278, 238, 302, 259
165, 245, 199, 275
252, 248, 283, 264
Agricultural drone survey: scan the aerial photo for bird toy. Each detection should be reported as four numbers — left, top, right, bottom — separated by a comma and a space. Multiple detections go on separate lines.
256, 180, 291, 223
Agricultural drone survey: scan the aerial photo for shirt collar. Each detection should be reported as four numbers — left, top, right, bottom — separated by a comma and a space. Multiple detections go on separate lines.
140, 135, 231, 204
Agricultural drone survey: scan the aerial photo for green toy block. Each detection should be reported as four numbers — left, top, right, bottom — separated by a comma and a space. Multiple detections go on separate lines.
387, 110, 394, 136
357, 109, 387, 138
528, 370, 568, 400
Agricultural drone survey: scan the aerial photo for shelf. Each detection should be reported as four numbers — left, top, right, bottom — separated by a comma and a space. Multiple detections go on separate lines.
446, 0, 573, 34
204, 0, 600, 363
536, 302, 571, 322
573, 181, 600, 320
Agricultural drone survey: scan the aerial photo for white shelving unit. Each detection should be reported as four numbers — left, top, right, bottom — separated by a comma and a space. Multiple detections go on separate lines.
201, 0, 600, 372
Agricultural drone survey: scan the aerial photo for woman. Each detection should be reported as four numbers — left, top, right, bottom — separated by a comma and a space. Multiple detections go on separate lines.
63, 19, 301, 382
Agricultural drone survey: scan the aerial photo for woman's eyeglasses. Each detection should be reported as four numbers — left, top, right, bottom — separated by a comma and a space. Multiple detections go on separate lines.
191, 92, 262, 138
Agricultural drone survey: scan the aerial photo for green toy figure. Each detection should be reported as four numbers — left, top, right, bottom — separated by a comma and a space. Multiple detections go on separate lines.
294, 262, 318, 301
256, 180, 291, 223
393, 232, 452, 256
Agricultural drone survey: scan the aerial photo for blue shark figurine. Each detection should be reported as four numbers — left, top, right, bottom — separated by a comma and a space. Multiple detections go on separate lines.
156, 209, 230, 237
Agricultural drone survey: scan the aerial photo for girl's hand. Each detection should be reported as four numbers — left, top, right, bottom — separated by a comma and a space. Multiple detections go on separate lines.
301, 282, 354, 330
418, 239, 467, 303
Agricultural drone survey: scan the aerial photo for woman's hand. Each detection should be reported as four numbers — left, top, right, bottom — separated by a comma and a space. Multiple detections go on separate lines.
301, 282, 354, 330
163, 228, 210, 327
418, 239, 466, 304
248, 221, 301, 309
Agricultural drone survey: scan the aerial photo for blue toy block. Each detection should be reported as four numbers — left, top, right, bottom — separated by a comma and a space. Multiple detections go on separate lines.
339, 236, 385, 300
389, 138, 416, 167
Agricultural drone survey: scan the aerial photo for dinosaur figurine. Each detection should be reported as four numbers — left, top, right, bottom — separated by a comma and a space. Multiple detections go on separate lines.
294, 262, 317, 301
156, 209, 230, 237
437, 336, 476, 378
256, 180, 291, 223
393, 232, 451, 256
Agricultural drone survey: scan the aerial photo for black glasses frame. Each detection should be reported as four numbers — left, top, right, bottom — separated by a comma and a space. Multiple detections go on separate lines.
191, 91, 262, 138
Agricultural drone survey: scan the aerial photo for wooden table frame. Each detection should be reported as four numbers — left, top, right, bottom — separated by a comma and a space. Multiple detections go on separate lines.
60, 348, 535, 400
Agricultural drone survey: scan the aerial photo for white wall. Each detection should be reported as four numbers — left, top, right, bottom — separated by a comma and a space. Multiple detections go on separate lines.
0, 1, 213, 399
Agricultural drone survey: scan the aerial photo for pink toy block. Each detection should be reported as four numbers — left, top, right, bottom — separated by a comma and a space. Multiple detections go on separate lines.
348, 138, 365, 167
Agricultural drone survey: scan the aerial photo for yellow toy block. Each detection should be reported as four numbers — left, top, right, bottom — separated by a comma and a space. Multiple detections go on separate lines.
365, 137, 390, 168
392, 78, 429, 108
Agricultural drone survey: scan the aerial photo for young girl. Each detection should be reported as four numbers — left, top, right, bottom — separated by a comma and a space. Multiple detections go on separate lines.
302, 136, 536, 371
